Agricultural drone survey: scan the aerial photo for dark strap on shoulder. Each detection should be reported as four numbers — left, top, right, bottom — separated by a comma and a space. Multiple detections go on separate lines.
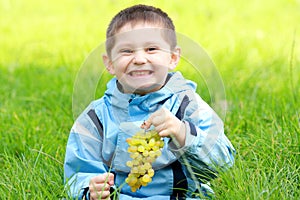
87, 109, 103, 138
171, 95, 191, 198
175, 95, 190, 120
87, 109, 114, 167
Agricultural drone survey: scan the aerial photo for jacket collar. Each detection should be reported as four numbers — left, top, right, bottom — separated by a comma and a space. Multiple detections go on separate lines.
104, 71, 196, 111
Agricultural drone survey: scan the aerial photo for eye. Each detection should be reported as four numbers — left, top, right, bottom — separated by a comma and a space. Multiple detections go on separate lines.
120, 49, 133, 54
146, 47, 158, 52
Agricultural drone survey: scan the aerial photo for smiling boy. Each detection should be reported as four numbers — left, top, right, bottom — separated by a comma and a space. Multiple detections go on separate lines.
64, 4, 235, 200
104, 26, 180, 95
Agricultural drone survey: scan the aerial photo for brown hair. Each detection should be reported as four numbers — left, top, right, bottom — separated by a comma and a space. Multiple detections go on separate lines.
105, 4, 177, 57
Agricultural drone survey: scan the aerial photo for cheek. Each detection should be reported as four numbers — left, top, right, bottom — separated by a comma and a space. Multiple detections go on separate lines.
151, 53, 172, 64
112, 57, 132, 68
152, 59, 171, 71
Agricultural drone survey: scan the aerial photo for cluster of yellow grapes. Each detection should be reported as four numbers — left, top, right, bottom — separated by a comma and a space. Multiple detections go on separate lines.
125, 129, 164, 192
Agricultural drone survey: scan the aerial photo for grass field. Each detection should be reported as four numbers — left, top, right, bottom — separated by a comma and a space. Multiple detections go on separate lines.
1, 0, 299, 199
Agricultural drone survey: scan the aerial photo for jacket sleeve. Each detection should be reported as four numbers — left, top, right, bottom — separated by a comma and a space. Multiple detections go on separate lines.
64, 107, 108, 199
169, 94, 235, 182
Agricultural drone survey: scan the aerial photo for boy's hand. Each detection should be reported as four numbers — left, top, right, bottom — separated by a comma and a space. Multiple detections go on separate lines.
89, 173, 114, 200
141, 108, 186, 147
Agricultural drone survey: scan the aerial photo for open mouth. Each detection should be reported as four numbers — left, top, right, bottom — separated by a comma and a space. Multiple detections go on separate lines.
128, 70, 153, 77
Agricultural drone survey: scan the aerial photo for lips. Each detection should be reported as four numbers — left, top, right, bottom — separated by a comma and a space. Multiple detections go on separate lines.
128, 70, 153, 77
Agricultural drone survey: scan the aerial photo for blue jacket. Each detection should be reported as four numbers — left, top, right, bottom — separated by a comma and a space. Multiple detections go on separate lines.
64, 72, 235, 199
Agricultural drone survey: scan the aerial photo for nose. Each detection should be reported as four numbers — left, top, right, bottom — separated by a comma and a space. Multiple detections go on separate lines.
133, 50, 147, 65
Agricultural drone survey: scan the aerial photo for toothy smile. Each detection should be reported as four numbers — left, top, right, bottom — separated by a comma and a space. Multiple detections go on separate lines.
129, 70, 153, 77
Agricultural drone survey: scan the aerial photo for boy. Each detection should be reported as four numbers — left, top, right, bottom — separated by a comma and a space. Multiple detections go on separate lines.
64, 4, 235, 200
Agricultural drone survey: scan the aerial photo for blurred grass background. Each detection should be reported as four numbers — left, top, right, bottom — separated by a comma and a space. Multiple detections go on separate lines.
1, 0, 299, 199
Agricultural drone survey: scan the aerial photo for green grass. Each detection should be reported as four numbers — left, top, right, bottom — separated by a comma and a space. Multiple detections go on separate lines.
1, 0, 299, 199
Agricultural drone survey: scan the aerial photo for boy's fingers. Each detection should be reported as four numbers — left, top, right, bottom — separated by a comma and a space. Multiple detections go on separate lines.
92, 175, 105, 183
141, 119, 152, 129
91, 173, 114, 184
89, 183, 110, 192
142, 108, 167, 129
90, 190, 110, 200
107, 173, 115, 185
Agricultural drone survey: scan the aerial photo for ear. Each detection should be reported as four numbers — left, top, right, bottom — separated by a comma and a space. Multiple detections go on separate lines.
102, 54, 115, 75
168, 46, 181, 70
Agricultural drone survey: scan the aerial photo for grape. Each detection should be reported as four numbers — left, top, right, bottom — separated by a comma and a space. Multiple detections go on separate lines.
128, 146, 138, 153
143, 162, 152, 170
131, 166, 139, 174
148, 168, 154, 177
126, 175, 137, 186
148, 151, 155, 158
126, 161, 133, 167
132, 159, 140, 166
152, 145, 159, 151
138, 168, 146, 175
125, 129, 164, 192
142, 174, 151, 183
149, 138, 156, 147
142, 150, 149, 157
130, 152, 139, 159
137, 145, 145, 152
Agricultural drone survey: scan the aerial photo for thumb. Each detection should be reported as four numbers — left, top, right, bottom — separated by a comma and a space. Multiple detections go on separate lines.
107, 172, 115, 185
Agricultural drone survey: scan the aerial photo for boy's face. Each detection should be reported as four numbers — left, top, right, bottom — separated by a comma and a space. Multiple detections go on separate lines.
103, 22, 180, 95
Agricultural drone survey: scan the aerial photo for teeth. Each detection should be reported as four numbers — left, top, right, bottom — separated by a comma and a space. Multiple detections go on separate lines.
130, 71, 150, 76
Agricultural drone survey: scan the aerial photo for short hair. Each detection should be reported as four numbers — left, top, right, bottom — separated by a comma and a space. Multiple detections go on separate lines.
105, 4, 177, 57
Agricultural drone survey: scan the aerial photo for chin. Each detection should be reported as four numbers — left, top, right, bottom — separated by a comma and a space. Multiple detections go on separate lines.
132, 83, 162, 94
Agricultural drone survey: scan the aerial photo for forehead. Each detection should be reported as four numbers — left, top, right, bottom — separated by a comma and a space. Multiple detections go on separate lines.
117, 21, 164, 33
112, 22, 170, 47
